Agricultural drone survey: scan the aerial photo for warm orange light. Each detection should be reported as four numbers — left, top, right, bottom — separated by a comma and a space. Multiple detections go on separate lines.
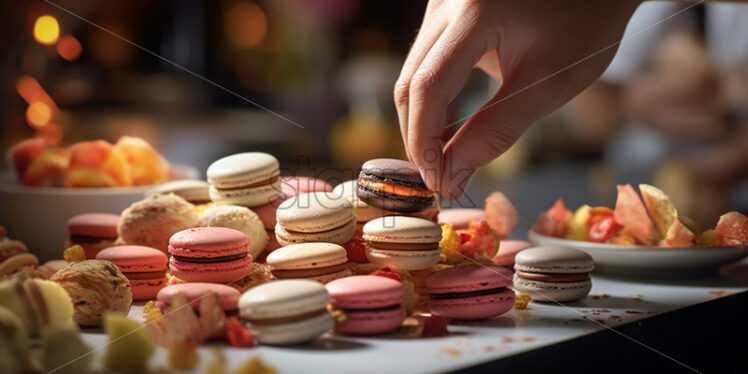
34, 15, 60, 45
16, 76, 56, 107
26, 102, 52, 127
223, 1, 267, 49
56, 35, 82, 61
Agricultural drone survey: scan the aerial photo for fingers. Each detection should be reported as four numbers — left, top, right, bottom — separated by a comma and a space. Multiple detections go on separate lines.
406, 6, 489, 191
395, 2, 447, 163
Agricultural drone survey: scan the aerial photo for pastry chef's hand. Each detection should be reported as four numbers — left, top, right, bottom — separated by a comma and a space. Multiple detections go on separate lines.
395, 0, 640, 198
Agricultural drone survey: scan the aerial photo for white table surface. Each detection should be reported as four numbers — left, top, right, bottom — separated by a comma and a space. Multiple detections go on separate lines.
79, 259, 748, 374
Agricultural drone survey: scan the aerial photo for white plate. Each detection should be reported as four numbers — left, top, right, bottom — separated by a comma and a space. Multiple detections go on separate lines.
528, 230, 748, 277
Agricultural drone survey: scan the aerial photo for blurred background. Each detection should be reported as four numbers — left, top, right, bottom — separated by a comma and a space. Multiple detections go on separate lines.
1, 0, 746, 238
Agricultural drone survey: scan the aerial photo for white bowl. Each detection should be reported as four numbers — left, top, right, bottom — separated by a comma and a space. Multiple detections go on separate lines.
528, 229, 748, 277
0, 165, 198, 261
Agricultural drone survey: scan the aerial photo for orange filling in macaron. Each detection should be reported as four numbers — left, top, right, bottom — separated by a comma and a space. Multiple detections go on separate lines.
358, 177, 433, 198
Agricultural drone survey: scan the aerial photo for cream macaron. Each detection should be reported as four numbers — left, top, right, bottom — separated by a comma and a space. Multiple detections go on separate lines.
363, 216, 442, 270
267, 243, 351, 283
275, 192, 356, 246
207, 152, 281, 207
512, 246, 595, 302
238, 279, 333, 345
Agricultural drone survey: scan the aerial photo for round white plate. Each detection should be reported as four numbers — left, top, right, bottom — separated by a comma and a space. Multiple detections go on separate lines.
528, 230, 748, 277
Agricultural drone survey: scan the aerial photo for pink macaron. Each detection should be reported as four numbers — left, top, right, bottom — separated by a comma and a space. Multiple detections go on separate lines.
325, 275, 406, 335
426, 265, 515, 320
438, 208, 484, 230
168, 227, 253, 284
96, 245, 168, 300
492, 240, 533, 266
65, 213, 120, 259
156, 282, 240, 312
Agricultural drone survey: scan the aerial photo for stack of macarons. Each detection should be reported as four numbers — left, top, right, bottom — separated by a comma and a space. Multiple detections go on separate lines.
207, 152, 281, 207
65, 213, 120, 259
357, 158, 438, 220
512, 246, 594, 302
275, 192, 355, 246
363, 216, 442, 270
266, 242, 350, 283
168, 227, 253, 284
96, 245, 168, 300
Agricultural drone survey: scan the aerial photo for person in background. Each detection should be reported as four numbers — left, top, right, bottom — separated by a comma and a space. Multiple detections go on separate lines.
395, 0, 748, 212
566, 2, 748, 228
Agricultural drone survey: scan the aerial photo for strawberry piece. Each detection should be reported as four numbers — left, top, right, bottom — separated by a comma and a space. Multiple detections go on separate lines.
534, 198, 573, 237
371, 267, 401, 282
714, 211, 748, 246
343, 235, 368, 263
422, 315, 448, 337
225, 316, 254, 347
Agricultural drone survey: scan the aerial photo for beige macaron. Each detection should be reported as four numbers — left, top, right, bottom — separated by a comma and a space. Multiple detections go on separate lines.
513, 246, 595, 302
207, 152, 281, 207
267, 242, 351, 283
275, 192, 356, 246
239, 279, 333, 345
363, 216, 442, 270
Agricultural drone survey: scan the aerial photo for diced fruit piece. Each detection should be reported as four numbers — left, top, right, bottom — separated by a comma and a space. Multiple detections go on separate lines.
8, 138, 46, 180
614, 184, 656, 244
63, 245, 86, 263
21, 148, 69, 187
588, 216, 622, 243
421, 315, 448, 337
64, 140, 132, 187
114, 136, 170, 186
485, 192, 518, 239
534, 199, 573, 237
342, 235, 368, 263
694, 229, 723, 247
661, 218, 695, 247
142, 300, 163, 323
639, 184, 677, 239
439, 224, 461, 253
42, 326, 93, 374
566, 205, 592, 241
714, 211, 748, 246
514, 293, 532, 310
103, 312, 154, 374
371, 267, 402, 282
458, 220, 499, 258
225, 316, 255, 347
168, 342, 199, 370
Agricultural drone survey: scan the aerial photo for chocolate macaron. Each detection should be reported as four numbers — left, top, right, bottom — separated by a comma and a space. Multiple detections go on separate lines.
357, 158, 434, 213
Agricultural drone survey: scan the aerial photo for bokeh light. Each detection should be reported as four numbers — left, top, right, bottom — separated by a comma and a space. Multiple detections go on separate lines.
16, 76, 56, 109
26, 102, 52, 127
223, 1, 267, 49
33, 15, 60, 45
56, 35, 82, 61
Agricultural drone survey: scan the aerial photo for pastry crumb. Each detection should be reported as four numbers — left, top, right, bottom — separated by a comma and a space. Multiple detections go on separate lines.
513, 293, 532, 309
